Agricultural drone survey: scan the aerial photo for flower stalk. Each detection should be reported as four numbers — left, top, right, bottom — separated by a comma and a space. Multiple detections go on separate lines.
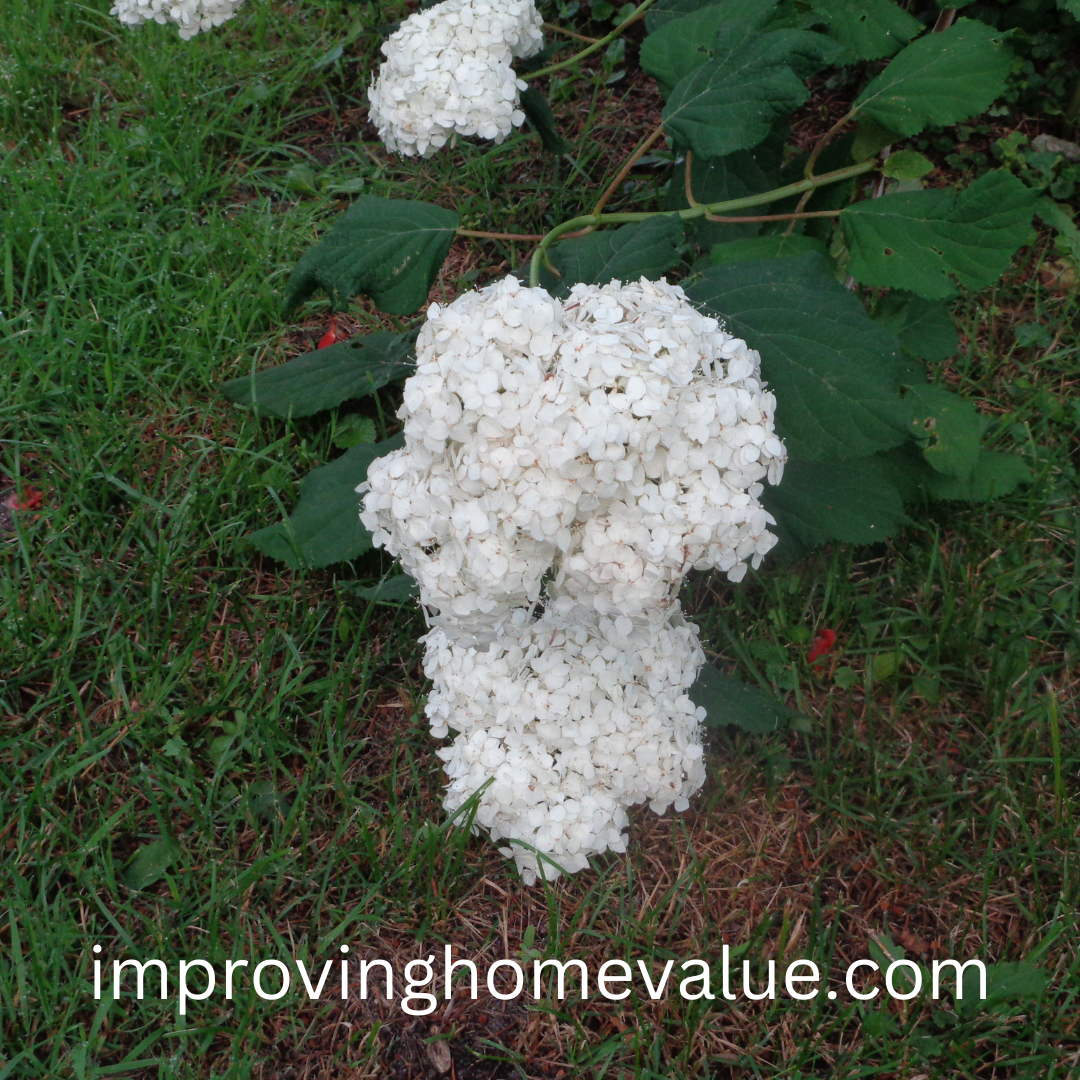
528, 158, 876, 286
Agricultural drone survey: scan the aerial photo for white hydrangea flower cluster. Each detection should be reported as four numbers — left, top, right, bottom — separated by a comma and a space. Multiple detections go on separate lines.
359, 275, 786, 883
367, 0, 544, 157
110, 0, 245, 38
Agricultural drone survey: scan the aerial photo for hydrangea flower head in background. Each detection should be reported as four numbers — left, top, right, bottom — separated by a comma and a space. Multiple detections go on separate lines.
111, 0, 245, 38
368, 0, 544, 157
359, 275, 787, 883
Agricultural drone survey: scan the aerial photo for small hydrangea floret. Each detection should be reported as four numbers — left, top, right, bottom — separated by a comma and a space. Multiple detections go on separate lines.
360, 276, 786, 883
110, 0, 245, 38
367, 0, 544, 158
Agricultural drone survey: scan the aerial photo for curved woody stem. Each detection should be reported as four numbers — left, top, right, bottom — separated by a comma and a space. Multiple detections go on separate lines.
525, 0, 660, 81
592, 122, 666, 216
528, 158, 876, 286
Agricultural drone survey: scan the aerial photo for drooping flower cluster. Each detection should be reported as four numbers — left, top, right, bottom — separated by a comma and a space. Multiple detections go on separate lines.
110, 0, 245, 38
367, 0, 544, 158
359, 276, 786, 883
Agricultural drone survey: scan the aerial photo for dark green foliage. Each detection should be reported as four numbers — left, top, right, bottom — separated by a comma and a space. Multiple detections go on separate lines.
248, 435, 404, 569
763, 457, 911, 551
689, 662, 797, 732
222, 332, 416, 418
647, 12, 837, 159
852, 19, 1013, 137
808, 0, 924, 61
871, 292, 959, 362
540, 217, 684, 294
686, 254, 913, 461
841, 170, 1036, 299
285, 196, 458, 315
906, 384, 985, 481
520, 87, 572, 154
709, 234, 827, 265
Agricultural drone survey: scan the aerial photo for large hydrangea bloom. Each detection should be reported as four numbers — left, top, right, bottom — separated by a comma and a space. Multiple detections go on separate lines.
368, 0, 544, 157
359, 276, 786, 883
110, 0, 245, 38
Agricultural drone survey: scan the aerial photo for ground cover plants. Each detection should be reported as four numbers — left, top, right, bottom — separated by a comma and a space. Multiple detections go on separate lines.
1, 0, 1079, 1076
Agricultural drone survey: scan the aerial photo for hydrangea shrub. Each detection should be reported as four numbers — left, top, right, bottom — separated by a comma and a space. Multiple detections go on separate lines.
210, 0, 1074, 877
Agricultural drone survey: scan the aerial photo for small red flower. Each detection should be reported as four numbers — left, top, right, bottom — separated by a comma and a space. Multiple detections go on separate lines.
3, 486, 43, 511
317, 316, 347, 350
808, 628, 837, 665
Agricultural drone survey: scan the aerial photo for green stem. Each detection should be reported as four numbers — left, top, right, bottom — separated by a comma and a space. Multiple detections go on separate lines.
528, 159, 875, 286
524, 0, 659, 81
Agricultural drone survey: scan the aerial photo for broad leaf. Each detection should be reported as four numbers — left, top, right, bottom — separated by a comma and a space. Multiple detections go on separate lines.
906, 384, 983, 480
248, 435, 404, 569
851, 115, 902, 162
853, 19, 1012, 138
872, 292, 958, 362
710, 234, 827, 265
924, 449, 1030, 501
222, 332, 415, 418
644, 0, 719, 33
842, 170, 1036, 299
348, 575, 420, 605
1037, 197, 1080, 263
763, 457, 911, 550
640, 0, 775, 92
285, 196, 458, 315
810, 0, 923, 60
542, 217, 684, 295
690, 663, 795, 733
686, 254, 913, 461
881, 149, 934, 179
520, 87, 571, 155
658, 21, 838, 160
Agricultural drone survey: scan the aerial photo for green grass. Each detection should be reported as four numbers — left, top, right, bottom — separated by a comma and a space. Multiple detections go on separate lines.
2, 1, 1079, 1077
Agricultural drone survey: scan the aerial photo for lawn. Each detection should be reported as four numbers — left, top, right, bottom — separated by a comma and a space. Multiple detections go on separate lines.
1, 0, 1079, 1077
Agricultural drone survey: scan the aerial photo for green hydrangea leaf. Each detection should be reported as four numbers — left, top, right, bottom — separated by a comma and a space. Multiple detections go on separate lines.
285, 196, 458, 315
710, 234, 828, 265
851, 115, 903, 162
923, 449, 1031, 501
810, 0, 924, 60
763, 456, 911, 550
222, 332, 415, 418
541, 217, 684, 295
690, 664, 796, 733
881, 149, 934, 179
872, 292, 959, 362
346, 575, 420, 605
644, 0, 720, 33
655, 17, 838, 160
248, 435, 404, 569
906, 384, 983, 480
640, 0, 776, 92
841, 170, 1036, 299
1036, 197, 1080, 263
853, 19, 1013, 137
685, 253, 913, 461
520, 87, 571, 155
